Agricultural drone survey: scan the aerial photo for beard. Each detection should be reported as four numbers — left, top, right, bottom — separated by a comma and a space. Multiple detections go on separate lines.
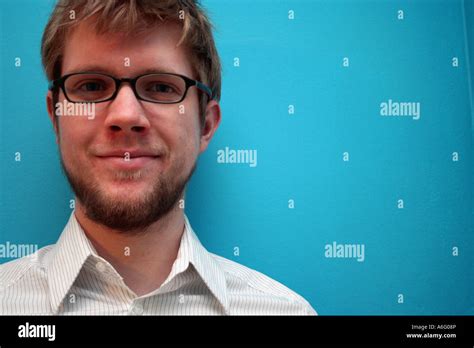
59, 153, 196, 234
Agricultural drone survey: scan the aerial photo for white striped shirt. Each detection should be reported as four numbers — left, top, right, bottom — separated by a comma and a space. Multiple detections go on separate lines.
0, 212, 316, 315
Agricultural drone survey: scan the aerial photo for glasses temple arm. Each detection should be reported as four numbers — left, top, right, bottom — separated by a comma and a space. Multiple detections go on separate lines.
195, 81, 215, 100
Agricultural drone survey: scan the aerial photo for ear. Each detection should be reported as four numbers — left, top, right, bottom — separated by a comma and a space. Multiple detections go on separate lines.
46, 90, 59, 143
199, 100, 221, 154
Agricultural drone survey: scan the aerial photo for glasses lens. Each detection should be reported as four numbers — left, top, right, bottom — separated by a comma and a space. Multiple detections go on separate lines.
64, 74, 115, 102
136, 74, 186, 103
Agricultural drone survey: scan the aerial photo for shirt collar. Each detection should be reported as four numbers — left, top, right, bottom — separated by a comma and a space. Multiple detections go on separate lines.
183, 215, 229, 313
46, 212, 229, 314
46, 212, 96, 314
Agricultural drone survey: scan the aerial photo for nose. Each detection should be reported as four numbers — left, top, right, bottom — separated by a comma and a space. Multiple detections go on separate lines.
103, 84, 151, 134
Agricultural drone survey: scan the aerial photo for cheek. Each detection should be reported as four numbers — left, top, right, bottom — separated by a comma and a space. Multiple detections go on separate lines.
159, 120, 200, 166
180, 111, 202, 158
58, 119, 93, 162
156, 101, 202, 158
180, 128, 200, 159
184, 95, 203, 151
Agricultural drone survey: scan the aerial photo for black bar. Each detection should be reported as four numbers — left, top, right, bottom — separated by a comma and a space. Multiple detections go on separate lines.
0, 316, 472, 346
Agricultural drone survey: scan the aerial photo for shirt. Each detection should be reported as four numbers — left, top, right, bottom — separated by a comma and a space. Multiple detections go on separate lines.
0, 212, 317, 315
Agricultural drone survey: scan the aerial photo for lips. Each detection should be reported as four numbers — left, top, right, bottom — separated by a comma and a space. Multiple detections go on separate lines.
95, 149, 162, 170
96, 149, 160, 158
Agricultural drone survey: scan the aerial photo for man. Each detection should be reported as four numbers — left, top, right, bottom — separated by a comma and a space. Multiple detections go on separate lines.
0, 0, 316, 315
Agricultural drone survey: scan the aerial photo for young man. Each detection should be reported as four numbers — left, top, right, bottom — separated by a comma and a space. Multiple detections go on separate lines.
0, 0, 316, 315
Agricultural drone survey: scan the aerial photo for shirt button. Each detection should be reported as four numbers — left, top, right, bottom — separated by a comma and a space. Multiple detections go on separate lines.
95, 262, 106, 273
132, 303, 143, 315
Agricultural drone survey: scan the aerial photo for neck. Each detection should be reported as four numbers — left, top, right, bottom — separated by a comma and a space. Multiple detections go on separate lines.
74, 200, 185, 297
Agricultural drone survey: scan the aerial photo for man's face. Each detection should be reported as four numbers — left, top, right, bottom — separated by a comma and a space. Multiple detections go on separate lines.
47, 20, 219, 232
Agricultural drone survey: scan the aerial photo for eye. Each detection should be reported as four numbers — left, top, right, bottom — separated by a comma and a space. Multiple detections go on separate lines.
147, 82, 177, 94
78, 81, 106, 92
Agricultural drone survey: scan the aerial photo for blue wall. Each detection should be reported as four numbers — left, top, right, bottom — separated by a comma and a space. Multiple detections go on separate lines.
1, 0, 473, 315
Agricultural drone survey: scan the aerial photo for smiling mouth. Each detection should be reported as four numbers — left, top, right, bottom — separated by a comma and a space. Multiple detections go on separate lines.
96, 155, 161, 170
98, 155, 159, 159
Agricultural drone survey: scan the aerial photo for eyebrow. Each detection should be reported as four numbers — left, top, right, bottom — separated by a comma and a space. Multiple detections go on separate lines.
64, 65, 183, 77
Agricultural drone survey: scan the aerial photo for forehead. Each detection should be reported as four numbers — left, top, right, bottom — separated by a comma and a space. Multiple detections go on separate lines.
61, 19, 195, 78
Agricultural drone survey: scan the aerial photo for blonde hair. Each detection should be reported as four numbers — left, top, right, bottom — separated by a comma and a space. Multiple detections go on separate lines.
41, 0, 221, 124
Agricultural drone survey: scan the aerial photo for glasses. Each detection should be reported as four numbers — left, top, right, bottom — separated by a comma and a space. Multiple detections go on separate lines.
49, 72, 214, 104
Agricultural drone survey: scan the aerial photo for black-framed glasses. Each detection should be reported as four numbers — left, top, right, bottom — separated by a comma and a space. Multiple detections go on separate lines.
49, 72, 214, 104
